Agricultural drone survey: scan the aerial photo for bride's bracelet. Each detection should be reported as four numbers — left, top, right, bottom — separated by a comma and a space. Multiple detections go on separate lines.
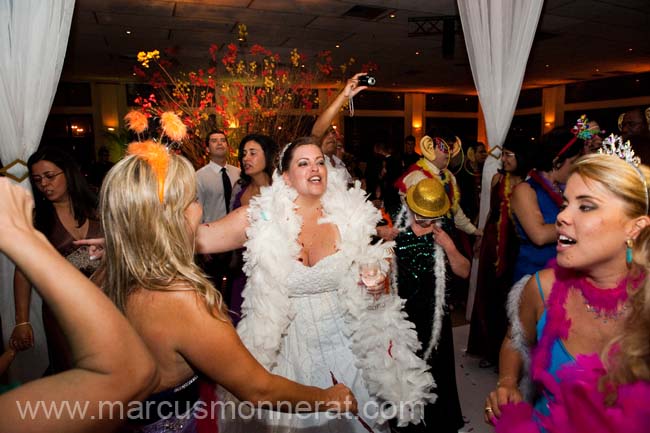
14, 321, 31, 327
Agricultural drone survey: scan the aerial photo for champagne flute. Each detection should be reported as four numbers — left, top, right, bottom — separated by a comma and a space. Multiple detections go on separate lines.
359, 259, 386, 304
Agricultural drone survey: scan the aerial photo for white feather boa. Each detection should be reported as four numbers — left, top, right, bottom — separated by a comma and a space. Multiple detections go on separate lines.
506, 274, 534, 401
236, 167, 436, 426
392, 203, 447, 361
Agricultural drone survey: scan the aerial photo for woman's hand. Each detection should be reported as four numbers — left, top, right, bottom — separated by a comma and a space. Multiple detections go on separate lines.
323, 383, 358, 414
343, 72, 369, 99
376, 225, 399, 241
9, 323, 34, 351
0, 178, 35, 250
432, 225, 455, 250
73, 238, 105, 260
484, 381, 523, 424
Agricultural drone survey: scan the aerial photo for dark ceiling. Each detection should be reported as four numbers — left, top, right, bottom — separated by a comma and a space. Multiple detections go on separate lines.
64, 0, 650, 93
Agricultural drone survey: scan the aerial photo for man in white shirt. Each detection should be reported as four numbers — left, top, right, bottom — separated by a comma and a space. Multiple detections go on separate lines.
196, 130, 240, 295
196, 130, 240, 223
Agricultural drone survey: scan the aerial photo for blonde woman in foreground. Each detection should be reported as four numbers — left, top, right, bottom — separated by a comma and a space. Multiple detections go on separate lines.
0, 177, 157, 433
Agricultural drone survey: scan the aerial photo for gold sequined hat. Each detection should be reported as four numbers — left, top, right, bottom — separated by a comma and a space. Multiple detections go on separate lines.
406, 177, 450, 218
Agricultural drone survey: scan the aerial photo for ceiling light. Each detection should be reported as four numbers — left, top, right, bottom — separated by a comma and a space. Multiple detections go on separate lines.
628, 48, 633, 52
595, 68, 600, 72
126, 30, 131, 35
545, 64, 550, 68
335, 44, 340, 48
389, 13, 396, 18
415, 51, 420, 55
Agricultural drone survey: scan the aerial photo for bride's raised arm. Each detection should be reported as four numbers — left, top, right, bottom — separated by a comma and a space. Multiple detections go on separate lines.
196, 205, 249, 254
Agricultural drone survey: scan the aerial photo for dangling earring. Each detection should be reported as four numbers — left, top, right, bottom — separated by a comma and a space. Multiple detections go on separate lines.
626, 238, 634, 264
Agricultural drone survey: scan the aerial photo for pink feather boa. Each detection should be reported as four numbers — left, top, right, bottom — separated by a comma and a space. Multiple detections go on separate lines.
496, 354, 650, 433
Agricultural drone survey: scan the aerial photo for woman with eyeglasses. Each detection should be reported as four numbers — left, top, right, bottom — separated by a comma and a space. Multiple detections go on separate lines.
467, 134, 533, 369
10, 147, 101, 375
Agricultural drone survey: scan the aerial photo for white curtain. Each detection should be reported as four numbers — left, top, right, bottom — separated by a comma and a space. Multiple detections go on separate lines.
0, 0, 75, 382
458, 0, 544, 319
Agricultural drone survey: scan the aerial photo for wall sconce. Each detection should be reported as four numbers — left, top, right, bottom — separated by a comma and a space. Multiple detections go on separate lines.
412, 121, 422, 130
544, 122, 552, 127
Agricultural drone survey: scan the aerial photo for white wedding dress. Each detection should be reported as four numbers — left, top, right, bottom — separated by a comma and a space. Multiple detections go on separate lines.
220, 251, 389, 432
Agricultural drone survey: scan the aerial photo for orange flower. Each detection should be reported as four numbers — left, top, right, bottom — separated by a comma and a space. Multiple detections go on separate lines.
124, 110, 149, 134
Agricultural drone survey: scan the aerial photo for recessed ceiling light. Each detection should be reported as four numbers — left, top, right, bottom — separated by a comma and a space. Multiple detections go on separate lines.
126, 30, 131, 35
389, 13, 396, 18
628, 48, 633, 52
636, 79, 640, 83
595, 68, 600, 72
132, 72, 136, 76
545, 64, 550, 68
335, 44, 340, 48
415, 51, 420, 55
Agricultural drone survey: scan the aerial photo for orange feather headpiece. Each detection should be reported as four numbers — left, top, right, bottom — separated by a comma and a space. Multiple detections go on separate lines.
127, 140, 169, 203
124, 110, 187, 203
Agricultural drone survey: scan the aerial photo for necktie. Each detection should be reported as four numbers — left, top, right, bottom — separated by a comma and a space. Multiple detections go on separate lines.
221, 167, 232, 213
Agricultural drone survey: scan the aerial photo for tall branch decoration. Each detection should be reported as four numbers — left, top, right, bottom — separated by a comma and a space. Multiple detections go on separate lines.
132, 24, 361, 167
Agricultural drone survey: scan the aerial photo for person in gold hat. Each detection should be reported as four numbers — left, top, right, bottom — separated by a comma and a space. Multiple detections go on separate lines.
391, 177, 471, 433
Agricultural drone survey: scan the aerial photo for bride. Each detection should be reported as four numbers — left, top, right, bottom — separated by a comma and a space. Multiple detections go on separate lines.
197, 136, 434, 431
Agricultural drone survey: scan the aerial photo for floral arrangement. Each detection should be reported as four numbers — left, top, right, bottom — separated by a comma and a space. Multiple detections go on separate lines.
131, 24, 364, 167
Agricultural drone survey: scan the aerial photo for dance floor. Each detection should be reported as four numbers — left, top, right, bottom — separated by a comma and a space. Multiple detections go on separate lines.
453, 324, 497, 433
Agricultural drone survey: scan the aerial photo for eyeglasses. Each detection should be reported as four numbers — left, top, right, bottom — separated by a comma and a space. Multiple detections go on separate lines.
413, 214, 443, 225
31, 171, 63, 184
502, 151, 516, 158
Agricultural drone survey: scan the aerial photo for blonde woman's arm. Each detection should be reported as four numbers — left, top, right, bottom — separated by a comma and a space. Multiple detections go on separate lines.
169, 290, 357, 414
485, 271, 547, 423
0, 178, 158, 433
195, 205, 249, 254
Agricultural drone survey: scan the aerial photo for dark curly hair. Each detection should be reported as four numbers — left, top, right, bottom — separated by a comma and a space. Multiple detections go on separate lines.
237, 134, 278, 187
